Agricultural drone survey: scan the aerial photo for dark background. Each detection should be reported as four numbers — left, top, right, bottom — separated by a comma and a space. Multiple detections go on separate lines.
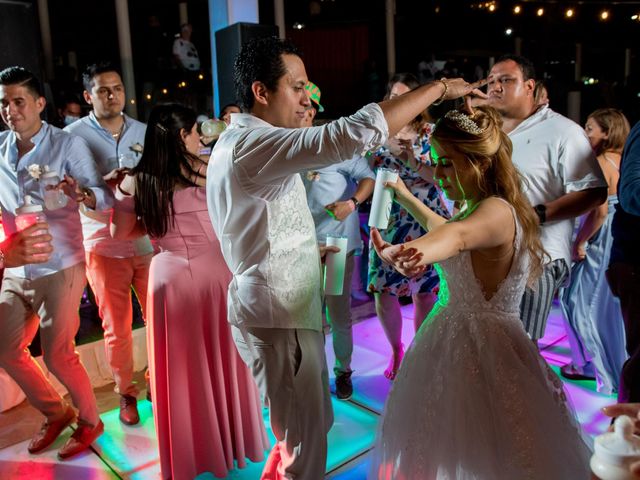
1, 0, 638, 122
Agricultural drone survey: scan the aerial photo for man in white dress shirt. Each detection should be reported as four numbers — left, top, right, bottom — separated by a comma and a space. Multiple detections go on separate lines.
485, 54, 607, 343
206, 36, 483, 479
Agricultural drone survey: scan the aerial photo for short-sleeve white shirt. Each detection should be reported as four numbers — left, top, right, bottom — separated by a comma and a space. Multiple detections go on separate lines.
509, 105, 606, 265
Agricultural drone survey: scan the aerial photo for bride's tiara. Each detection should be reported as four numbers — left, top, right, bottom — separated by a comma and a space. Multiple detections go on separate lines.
444, 110, 486, 135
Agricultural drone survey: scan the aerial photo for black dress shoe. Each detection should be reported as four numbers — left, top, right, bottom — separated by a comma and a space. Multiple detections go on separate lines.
335, 371, 353, 400
560, 363, 596, 381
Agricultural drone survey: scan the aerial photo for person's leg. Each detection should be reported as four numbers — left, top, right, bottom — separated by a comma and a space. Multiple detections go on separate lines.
85, 252, 138, 397
231, 326, 332, 480
37, 263, 100, 426
559, 284, 596, 379
607, 262, 640, 402
326, 254, 355, 375
131, 253, 153, 320
520, 260, 569, 342
350, 253, 370, 303
326, 254, 355, 399
0, 273, 69, 420
412, 291, 438, 333
131, 253, 153, 404
374, 292, 404, 379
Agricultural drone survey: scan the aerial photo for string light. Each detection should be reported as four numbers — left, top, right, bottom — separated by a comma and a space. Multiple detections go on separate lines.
145, 94, 152, 100
162, 88, 168, 95
471, 3, 637, 23
505, 28, 513, 35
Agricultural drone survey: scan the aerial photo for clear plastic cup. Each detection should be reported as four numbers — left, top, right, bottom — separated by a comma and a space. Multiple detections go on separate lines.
40, 171, 68, 210
118, 153, 137, 169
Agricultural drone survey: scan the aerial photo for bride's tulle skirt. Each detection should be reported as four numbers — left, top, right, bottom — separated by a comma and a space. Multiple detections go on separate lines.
369, 304, 592, 480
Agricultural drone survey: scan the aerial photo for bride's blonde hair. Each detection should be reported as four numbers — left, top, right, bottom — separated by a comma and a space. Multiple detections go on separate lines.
431, 105, 546, 283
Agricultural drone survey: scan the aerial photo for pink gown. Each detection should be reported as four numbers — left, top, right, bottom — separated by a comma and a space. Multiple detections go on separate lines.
147, 187, 269, 479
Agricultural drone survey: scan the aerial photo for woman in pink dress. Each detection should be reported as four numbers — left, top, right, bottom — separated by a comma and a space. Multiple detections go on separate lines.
111, 103, 269, 479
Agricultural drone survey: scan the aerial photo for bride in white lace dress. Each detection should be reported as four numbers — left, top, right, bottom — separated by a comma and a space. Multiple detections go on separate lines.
369, 106, 592, 479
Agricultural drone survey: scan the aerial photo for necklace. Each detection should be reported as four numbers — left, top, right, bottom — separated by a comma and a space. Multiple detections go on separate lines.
111, 123, 124, 140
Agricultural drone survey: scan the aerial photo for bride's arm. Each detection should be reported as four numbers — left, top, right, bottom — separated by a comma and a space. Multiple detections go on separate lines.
110, 174, 147, 240
372, 197, 515, 274
385, 177, 447, 231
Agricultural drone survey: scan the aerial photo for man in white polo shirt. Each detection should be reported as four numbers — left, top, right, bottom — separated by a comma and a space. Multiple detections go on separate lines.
66, 62, 152, 425
486, 54, 607, 342
206, 36, 482, 479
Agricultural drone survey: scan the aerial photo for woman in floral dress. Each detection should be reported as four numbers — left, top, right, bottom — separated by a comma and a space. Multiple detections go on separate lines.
367, 73, 450, 379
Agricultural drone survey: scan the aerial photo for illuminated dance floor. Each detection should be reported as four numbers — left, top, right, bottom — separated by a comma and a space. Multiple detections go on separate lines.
0, 300, 613, 479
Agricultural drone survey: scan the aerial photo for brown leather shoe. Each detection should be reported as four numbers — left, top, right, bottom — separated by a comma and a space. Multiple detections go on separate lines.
57, 419, 104, 460
28, 406, 76, 454
119, 394, 139, 425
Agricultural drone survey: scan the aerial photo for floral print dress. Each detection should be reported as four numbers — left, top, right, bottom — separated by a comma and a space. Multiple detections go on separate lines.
367, 125, 450, 297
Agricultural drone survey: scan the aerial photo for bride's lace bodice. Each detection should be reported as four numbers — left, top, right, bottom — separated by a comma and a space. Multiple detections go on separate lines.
435, 204, 529, 317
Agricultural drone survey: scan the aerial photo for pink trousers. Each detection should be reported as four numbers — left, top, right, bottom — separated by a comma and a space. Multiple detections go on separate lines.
85, 252, 152, 397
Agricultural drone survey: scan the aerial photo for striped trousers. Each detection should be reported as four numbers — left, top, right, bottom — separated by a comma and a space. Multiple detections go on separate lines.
520, 259, 570, 341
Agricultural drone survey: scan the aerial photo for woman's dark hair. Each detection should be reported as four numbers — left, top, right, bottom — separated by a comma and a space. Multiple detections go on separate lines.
132, 103, 204, 238
385, 72, 419, 98
220, 103, 240, 117
386, 72, 431, 130
233, 36, 301, 111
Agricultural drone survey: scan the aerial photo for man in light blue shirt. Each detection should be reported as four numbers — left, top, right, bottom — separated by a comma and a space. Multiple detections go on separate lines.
0, 67, 111, 459
65, 63, 151, 425
301, 83, 374, 401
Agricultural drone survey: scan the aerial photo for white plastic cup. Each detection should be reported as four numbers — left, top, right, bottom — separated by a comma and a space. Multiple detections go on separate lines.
324, 235, 348, 296
368, 168, 398, 230
40, 171, 68, 210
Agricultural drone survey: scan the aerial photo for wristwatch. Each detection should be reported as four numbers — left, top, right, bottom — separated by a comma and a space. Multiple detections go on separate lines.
350, 197, 360, 209
534, 204, 547, 225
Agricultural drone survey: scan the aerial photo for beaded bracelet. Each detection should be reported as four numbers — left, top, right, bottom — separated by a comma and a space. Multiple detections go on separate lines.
432, 79, 448, 106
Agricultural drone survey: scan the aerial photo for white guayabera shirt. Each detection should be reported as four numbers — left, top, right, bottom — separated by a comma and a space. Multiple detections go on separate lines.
207, 104, 388, 331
